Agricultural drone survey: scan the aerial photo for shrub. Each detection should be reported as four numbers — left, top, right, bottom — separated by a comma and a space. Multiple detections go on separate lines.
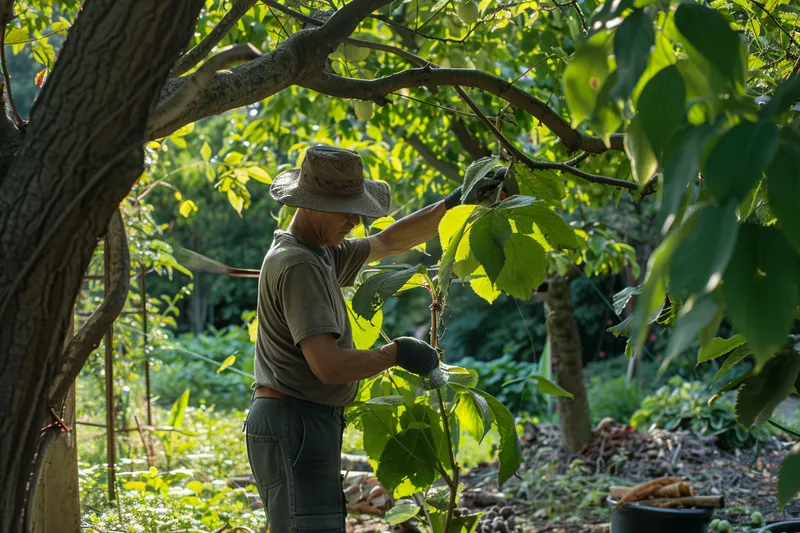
588, 375, 645, 426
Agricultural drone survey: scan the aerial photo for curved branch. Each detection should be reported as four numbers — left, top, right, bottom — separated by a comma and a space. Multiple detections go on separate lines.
301, 68, 624, 153
451, 118, 490, 159
314, 0, 397, 43
172, 0, 259, 76
401, 130, 461, 184
48, 209, 130, 408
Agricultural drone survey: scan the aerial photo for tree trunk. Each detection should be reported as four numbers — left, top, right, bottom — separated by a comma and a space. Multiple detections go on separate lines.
0, 2, 203, 531
545, 277, 593, 453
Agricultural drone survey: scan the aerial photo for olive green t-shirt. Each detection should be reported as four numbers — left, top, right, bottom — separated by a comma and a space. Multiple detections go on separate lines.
254, 230, 370, 406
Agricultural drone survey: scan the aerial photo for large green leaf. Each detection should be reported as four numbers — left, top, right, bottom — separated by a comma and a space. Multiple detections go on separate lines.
346, 300, 383, 349
352, 264, 426, 320
766, 141, 800, 256
713, 346, 752, 382
469, 210, 512, 284
658, 125, 714, 234
564, 31, 611, 127
376, 428, 439, 495
735, 352, 800, 428
674, 3, 745, 88
698, 334, 747, 365
439, 205, 478, 251
624, 116, 658, 186
703, 120, 779, 202
476, 391, 522, 487
512, 164, 566, 204
611, 9, 655, 101
662, 295, 719, 367
440, 206, 483, 301
497, 196, 578, 248
591, 70, 623, 146
452, 384, 494, 443
385, 499, 420, 525
496, 234, 547, 300
722, 225, 799, 367
668, 200, 739, 298
636, 65, 686, 161
778, 444, 800, 508
168, 389, 190, 429
461, 155, 501, 203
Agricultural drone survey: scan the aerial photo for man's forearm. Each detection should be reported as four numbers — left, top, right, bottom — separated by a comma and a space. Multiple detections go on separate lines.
376, 201, 446, 255
310, 344, 397, 384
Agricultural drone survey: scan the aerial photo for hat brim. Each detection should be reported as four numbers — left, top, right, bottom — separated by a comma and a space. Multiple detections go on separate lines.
269, 168, 391, 218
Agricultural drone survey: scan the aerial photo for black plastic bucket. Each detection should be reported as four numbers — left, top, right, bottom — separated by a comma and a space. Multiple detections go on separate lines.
609, 500, 715, 533
760, 521, 800, 532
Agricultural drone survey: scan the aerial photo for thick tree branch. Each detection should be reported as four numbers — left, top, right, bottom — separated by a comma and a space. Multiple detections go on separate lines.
172, 0, 259, 76
301, 68, 624, 153
450, 118, 490, 159
400, 130, 461, 184
49, 209, 130, 410
313, 0, 396, 43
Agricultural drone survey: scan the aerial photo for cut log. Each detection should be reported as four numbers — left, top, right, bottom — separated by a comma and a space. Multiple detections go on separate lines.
609, 482, 694, 500
636, 496, 724, 509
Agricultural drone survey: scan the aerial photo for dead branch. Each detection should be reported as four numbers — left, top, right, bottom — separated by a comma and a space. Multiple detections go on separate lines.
48, 209, 130, 408
172, 0, 260, 76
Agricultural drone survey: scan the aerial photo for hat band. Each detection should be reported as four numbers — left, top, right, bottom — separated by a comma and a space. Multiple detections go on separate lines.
299, 171, 365, 198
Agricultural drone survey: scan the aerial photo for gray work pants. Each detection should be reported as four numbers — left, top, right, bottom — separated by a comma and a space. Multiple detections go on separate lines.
244, 395, 347, 532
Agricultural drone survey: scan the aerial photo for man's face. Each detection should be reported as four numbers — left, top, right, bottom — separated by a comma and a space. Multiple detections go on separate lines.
313, 210, 360, 246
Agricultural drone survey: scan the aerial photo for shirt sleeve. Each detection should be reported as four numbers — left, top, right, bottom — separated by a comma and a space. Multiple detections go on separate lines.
280, 262, 341, 346
331, 237, 370, 287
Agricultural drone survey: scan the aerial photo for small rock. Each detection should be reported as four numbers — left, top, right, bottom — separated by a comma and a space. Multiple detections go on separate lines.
492, 518, 508, 533
500, 506, 514, 519
485, 511, 498, 521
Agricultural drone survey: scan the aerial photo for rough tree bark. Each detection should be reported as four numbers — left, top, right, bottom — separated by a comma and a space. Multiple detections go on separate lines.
545, 277, 593, 453
0, 1, 204, 530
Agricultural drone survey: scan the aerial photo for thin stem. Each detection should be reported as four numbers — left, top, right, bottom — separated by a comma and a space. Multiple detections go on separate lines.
769, 418, 800, 439
750, 0, 800, 49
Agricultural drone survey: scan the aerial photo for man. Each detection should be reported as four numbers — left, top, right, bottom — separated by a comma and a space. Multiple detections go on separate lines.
244, 145, 504, 532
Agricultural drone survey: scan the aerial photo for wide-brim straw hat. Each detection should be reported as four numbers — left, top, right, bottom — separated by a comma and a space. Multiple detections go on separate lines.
269, 145, 391, 218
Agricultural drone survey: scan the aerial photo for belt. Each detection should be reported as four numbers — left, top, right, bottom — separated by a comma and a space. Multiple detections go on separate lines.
254, 386, 285, 399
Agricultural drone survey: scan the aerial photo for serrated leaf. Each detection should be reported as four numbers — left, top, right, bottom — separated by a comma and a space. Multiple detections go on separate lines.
624, 116, 658, 187
352, 265, 426, 320
512, 163, 566, 204
612, 286, 641, 315
468, 269, 501, 304
698, 334, 747, 365
200, 141, 212, 163
674, 3, 745, 88
376, 428, 438, 494
216, 354, 237, 374
668, 200, 739, 298
497, 196, 578, 248
611, 9, 655, 101
564, 31, 611, 127
714, 346, 752, 382
736, 352, 800, 428
766, 140, 800, 256
723, 224, 799, 368
439, 205, 478, 251
476, 391, 522, 487
703, 120, 779, 202
778, 444, 800, 508
346, 299, 382, 349
495, 234, 546, 300
637, 65, 686, 161
443, 364, 479, 388
461, 155, 501, 203
470, 210, 512, 283
452, 384, 494, 443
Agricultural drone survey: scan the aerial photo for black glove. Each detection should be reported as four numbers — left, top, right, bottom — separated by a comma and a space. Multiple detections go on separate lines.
394, 337, 440, 376
443, 166, 509, 210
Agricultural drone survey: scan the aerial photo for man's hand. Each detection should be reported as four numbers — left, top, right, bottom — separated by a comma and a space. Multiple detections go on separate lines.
393, 337, 439, 376
443, 166, 510, 210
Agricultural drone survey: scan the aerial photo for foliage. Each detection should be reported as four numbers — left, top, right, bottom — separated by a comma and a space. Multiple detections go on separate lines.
587, 375, 645, 426
631, 377, 773, 450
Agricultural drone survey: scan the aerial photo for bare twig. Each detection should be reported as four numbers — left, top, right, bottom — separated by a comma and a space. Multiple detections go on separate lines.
172, 0, 259, 75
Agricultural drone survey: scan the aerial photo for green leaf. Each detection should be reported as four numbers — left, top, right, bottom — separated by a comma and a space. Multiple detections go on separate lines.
564, 31, 611, 127
4, 27, 28, 44
529, 375, 573, 398
624, 116, 658, 187
760, 74, 800, 119
469, 211, 512, 283
376, 427, 439, 494
612, 286, 640, 315
663, 295, 719, 367
346, 299, 383, 349
468, 269, 502, 304
123, 481, 147, 493
714, 346, 752, 382
461, 155, 501, 203
611, 9, 655, 101
178, 200, 198, 218
766, 141, 800, 256
385, 499, 421, 525
736, 352, 800, 428
496, 234, 546, 300
168, 389, 190, 429
439, 206, 482, 298
723, 224, 799, 367
216, 354, 237, 374
668, 200, 740, 298
186, 481, 204, 494
452, 384, 495, 443
703, 120, 779, 202
658, 125, 714, 234
476, 391, 522, 487
637, 65, 686, 162
511, 164, 566, 204
674, 3, 745, 87
246, 166, 272, 184
778, 444, 800, 508
200, 141, 212, 162
591, 70, 623, 146
497, 196, 578, 249
443, 364, 479, 388
698, 334, 747, 365
223, 151, 244, 165
352, 264, 426, 320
